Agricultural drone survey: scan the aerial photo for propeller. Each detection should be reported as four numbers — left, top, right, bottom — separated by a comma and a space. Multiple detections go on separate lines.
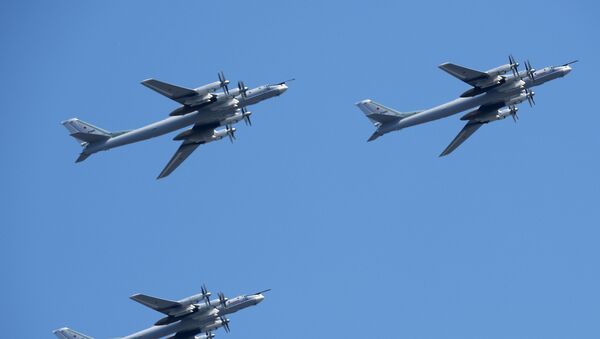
218, 292, 228, 307
562, 60, 579, 66
237, 81, 248, 98
524, 88, 535, 107
508, 54, 520, 78
201, 284, 211, 306
219, 316, 231, 333
205, 331, 215, 339
225, 126, 236, 143
218, 71, 230, 95
241, 107, 252, 126
509, 105, 519, 122
524, 60, 536, 81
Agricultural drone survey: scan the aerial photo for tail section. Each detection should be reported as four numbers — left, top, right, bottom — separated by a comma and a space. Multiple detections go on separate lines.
62, 118, 130, 162
356, 99, 421, 141
53, 327, 94, 339
62, 118, 112, 145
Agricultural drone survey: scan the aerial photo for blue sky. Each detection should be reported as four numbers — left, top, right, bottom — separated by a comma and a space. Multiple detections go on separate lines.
1, 1, 599, 338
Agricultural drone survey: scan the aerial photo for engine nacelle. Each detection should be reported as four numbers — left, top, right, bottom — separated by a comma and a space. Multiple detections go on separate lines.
195, 333, 216, 339
209, 97, 239, 112
505, 90, 533, 106
495, 106, 518, 120
485, 63, 512, 77
222, 113, 244, 126
194, 81, 226, 95
212, 127, 235, 141
203, 320, 225, 332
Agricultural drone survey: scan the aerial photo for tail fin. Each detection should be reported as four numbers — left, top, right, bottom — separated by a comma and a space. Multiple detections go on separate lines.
53, 327, 94, 339
62, 118, 112, 145
356, 99, 420, 126
356, 99, 421, 141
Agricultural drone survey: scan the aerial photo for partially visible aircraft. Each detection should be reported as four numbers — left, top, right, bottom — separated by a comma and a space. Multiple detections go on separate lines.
357, 56, 576, 156
62, 72, 292, 179
54, 285, 269, 339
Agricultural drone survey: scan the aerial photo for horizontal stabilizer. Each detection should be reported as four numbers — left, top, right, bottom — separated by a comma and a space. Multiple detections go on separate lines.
62, 118, 111, 144
53, 327, 94, 339
141, 79, 197, 104
130, 293, 182, 314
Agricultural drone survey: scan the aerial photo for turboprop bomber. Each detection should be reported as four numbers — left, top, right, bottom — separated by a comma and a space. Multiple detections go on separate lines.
357, 56, 576, 156
62, 72, 291, 179
54, 285, 270, 339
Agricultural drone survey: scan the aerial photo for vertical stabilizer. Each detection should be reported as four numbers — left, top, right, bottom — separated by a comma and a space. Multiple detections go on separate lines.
356, 99, 421, 141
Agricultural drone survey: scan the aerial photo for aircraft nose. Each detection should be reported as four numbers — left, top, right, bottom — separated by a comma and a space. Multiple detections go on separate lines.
255, 294, 265, 304
564, 66, 572, 75
279, 84, 288, 93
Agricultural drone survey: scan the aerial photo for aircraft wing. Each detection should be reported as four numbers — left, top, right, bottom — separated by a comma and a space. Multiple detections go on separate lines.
439, 62, 489, 86
157, 123, 221, 179
141, 79, 198, 104
130, 293, 182, 315
157, 142, 201, 179
439, 120, 483, 157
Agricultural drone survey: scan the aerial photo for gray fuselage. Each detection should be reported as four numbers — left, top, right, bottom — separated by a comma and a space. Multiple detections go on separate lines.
84, 84, 288, 155
379, 65, 571, 135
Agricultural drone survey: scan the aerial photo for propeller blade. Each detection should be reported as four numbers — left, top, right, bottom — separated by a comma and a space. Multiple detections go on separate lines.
525, 60, 536, 81
237, 81, 247, 98
218, 71, 230, 95
201, 284, 211, 305
218, 292, 228, 307
219, 316, 230, 333
227, 127, 236, 143
509, 55, 519, 78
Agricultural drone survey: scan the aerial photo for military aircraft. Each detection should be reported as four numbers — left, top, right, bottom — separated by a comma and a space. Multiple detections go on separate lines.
62, 72, 291, 178
54, 286, 269, 339
357, 56, 576, 156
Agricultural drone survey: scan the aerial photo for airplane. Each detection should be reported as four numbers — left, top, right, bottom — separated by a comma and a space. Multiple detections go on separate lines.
54, 285, 270, 339
62, 72, 291, 179
356, 56, 576, 156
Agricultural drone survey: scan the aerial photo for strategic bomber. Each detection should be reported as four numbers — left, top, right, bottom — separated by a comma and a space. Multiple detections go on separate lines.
62, 72, 292, 179
357, 56, 576, 155
54, 286, 269, 339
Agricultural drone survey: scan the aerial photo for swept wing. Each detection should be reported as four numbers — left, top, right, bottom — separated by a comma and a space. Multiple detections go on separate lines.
130, 293, 183, 315
141, 79, 198, 104
439, 121, 483, 157
438, 63, 489, 86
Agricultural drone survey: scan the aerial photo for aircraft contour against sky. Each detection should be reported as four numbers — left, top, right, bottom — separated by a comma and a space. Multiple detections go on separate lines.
62, 72, 292, 178
357, 56, 577, 156
54, 286, 270, 339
